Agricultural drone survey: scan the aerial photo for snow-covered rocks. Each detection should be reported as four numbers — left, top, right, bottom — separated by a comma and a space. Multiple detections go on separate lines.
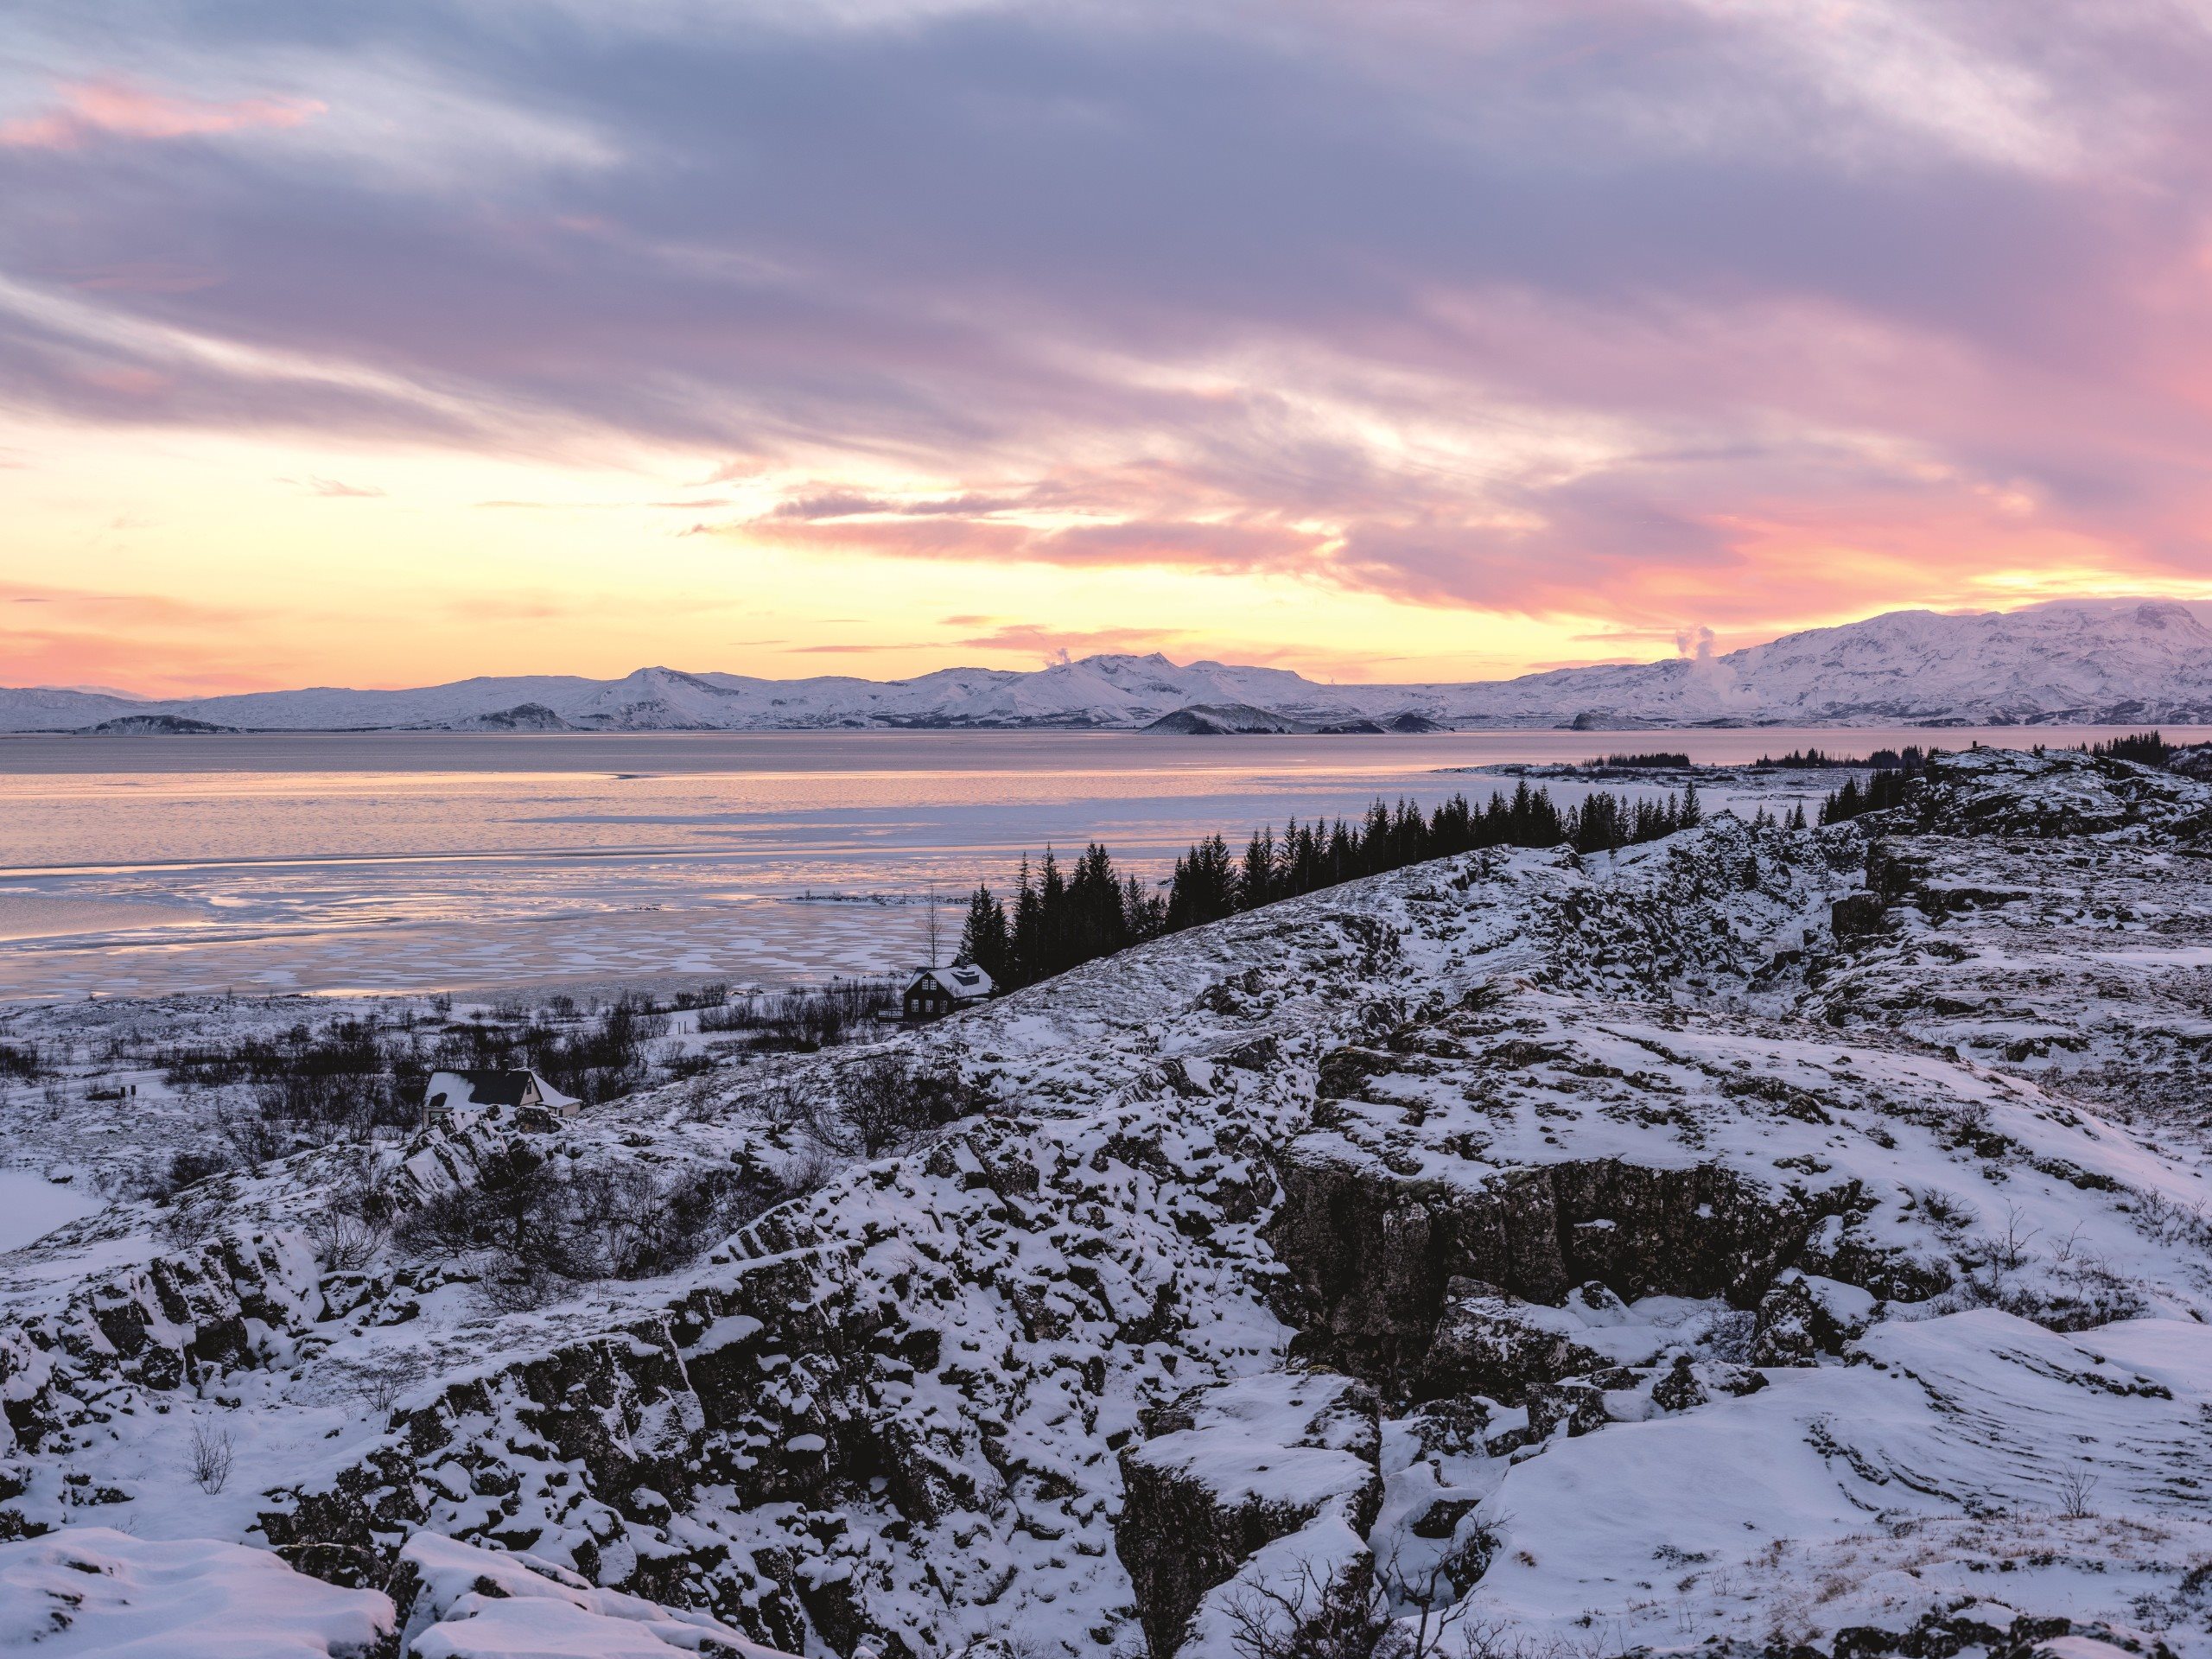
1116, 1370, 1381, 1657
1464, 1311, 2212, 1653
1910, 747, 2212, 840
0, 1528, 393, 1657
391, 1531, 796, 1658
16, 747, 2212, 1655
0, 1526, 804, 1659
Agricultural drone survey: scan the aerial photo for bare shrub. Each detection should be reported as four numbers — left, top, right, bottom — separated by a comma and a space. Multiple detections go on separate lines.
188, 1422, 235, 1494
213, 1103, 289, 1170
349, 1354, 428, 1415
156, 1200, 226, 1250
781, 1142, 839, 1199
1223, 1561, 1389, 1659
560, 1160, 787, 1280
1993, 1203, 2041, 1272
700, 978, 897, 1049
307, 1154, 397, 1270
1224, 1552, 1478, 1659
2056, 1466, 2101, 1519
1913, 1186, 1974, 1232
810, 1052, 989, 1158
398, 1140, 792, 1287
306, 1207, 391, 1272
746, 1077, 809, 1133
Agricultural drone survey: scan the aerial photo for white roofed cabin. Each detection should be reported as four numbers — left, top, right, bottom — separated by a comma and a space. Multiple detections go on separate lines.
902, 963, 994, 1021
421, 1067, 578, 1130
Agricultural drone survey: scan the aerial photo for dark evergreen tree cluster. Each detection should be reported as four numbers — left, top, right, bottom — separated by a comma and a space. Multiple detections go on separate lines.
1756, 745, 1930, 772
960, 782, 1707, 991
2080, 730, 2170, 766
1817, 769, 1912, 823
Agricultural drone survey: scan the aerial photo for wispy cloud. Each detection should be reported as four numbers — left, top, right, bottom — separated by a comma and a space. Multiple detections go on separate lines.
0, 79, 322, 150
8, 1, 2212, 661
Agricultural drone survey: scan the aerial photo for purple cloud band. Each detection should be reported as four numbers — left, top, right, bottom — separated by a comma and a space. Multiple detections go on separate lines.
5, 0, 2212, 628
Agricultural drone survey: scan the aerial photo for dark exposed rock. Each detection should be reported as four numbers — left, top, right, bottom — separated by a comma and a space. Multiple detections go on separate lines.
1750, 1273, 1872, 1366
1266, 1149, 1853, 1395
1417, 1278, 1608, 1405
1831, 891, 1889, 938
1524, 1376, 1609, 1440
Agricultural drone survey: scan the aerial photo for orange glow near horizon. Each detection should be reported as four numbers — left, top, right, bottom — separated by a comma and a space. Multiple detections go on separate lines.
9, 410, 2212, 698
13, 13, 2212, 699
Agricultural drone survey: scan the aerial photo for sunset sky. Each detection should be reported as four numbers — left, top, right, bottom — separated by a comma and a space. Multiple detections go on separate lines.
8, 2, 2212, 696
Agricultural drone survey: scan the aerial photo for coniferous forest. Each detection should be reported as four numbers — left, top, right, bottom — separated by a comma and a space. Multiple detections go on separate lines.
957, 781, 1707, 991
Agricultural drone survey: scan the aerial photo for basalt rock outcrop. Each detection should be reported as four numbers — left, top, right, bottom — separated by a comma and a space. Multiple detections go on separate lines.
1265, 1147, 1853, 1397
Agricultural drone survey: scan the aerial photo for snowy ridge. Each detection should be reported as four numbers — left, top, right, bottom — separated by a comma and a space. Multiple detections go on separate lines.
8, 748, 2212, 1656
12, 598, 2212, 732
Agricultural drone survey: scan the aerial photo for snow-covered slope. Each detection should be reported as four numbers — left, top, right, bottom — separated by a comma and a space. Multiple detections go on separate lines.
10, 747, 2212, 1656
14, 600, 2212, 733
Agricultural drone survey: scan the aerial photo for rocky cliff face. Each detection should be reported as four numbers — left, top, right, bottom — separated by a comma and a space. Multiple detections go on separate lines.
9, 749, 2212, 1658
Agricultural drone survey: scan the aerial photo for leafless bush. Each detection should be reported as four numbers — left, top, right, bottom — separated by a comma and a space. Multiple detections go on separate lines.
745, 1077, 809, 1133
700, 978, 897, 1049
2132, 1187, 2212, 1252
349, 1354, 428, 1415
188, 1422, 235, 1494
1913, 1186, 1974, 1233
1223, 1560, 1390, 1659
1993, 1203, 2041, 1272
2056, 1466, 2101, 1519
301, 1152, 401, 1269
156, 1199, 226, 1250
808, 1052, 990, 1158
212, 1100, 293, 1170
1224, 1552, 1479, 1659
781, 1142, 839, 1198
306, 1207, 391, 1272
560, 1160, 786, 1279
398, 1140, 792, 1287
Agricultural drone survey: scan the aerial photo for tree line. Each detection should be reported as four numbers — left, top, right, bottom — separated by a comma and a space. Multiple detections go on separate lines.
958, 781, 1704, 992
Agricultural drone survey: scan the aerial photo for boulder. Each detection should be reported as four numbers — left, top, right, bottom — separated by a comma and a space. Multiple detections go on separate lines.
1417, 1279, 1608, 1405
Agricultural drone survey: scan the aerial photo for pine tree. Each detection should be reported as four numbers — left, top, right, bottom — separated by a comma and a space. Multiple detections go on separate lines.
1239, 827, 1277, 910
1067, 842, 1128, 963
958, 886, 1011, 985
1166, 833, 1237, 930
1122, 874, 1166, 942
1010, 856, 1044, 987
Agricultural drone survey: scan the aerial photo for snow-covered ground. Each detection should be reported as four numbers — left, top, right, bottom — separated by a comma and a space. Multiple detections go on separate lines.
0, 1169, 104, 1253
7, 746, 2212, 1658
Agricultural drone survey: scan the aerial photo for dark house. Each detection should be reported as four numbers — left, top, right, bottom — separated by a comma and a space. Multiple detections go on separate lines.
901, 963, 994, 1021
421, 1067, 577, 1129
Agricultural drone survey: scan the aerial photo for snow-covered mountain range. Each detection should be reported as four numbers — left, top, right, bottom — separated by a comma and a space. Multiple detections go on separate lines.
11, 598, 2212, 734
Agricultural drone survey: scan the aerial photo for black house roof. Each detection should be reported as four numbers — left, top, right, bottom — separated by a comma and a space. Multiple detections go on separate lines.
442, 1069, 535, 1106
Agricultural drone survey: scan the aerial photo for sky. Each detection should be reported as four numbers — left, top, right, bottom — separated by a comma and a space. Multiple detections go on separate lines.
7, 2, 2212, 696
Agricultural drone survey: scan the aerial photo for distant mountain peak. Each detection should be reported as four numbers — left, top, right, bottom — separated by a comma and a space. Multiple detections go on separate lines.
6, 598, 2209, 734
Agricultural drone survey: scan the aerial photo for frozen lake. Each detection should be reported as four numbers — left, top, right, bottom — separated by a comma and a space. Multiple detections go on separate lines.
0, 727, 2192, 1001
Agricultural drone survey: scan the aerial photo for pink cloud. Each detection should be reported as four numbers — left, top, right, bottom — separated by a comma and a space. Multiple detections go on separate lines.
0, 79, 323, 150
